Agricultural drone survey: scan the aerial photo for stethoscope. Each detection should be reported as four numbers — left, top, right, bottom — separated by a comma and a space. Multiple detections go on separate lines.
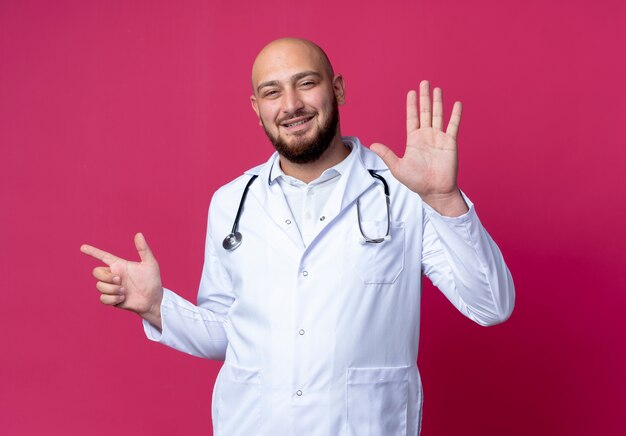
222, 170, 390, 251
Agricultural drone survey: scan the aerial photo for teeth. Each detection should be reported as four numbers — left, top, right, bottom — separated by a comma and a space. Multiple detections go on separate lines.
285, 118, 310, 127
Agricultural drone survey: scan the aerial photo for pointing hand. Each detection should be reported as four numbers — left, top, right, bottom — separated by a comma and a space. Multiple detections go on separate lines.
81, 233, 164, 329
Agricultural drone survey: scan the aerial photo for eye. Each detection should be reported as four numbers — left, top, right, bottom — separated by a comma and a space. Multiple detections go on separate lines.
300, 81, 315, 88
264, 90, 279, 98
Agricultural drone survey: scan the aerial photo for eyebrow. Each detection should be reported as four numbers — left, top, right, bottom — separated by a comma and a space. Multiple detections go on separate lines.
256, 71, 322, 94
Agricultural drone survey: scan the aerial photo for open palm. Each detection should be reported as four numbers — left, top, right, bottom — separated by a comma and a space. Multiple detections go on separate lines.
371, 80, 463, 199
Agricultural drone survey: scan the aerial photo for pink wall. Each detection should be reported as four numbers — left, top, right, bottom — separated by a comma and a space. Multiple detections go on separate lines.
1, 0, 624, 434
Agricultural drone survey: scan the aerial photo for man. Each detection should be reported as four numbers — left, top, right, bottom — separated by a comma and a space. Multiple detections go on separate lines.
81, 37, 514, 435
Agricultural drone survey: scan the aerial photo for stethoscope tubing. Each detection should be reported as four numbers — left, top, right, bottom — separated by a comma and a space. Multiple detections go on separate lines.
223, 171, 389, 251
222, 174, 258, 251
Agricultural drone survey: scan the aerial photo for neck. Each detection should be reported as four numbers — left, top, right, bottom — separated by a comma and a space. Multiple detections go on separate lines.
279, 135, 350, 183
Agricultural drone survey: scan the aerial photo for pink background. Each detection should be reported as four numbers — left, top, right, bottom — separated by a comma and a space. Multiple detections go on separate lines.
1, 0, 624, 434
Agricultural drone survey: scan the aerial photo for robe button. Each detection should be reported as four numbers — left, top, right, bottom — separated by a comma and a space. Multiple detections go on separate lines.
296, 390, 303, 396
285, 219, 291, 225
298, 329, 305, 335
302, 271, 308, 277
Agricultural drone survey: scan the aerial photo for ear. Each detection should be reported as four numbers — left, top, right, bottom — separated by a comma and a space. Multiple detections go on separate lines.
250, 94, 262, 126
332, 74, 346, 105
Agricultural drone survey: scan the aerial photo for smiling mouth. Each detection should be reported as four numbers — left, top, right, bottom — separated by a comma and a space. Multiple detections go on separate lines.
282, 116, 314, 128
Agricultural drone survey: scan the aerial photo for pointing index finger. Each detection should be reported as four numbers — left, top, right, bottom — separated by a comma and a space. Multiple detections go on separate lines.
80, 244, 121, 266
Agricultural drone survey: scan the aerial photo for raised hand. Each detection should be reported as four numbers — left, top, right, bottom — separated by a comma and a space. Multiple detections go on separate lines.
370, 80, 468, 216
81, 233, 164, 329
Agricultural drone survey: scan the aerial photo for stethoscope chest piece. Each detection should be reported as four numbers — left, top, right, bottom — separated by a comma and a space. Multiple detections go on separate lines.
223, 174, 258, 252
223, 232, 243, 251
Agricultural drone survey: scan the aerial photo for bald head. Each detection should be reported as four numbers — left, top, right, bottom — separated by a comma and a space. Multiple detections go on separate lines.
251, 38, 335, 95
248, 37, 347, 170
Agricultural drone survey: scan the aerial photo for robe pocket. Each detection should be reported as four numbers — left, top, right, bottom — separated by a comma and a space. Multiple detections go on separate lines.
346, 366, 409, 436
217, 363, 261, 436
356, 221, 405, 284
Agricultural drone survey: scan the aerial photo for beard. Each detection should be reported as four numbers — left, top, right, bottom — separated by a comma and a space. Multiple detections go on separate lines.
262, 98, 339, 164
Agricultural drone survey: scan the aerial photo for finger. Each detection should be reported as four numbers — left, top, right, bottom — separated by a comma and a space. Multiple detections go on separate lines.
92, 266, 121, 284
432, 87, 443, 130
134, 232, 156, 263
446, 101, 463, 140
406, 90, 419, 134
370, 143, 400, 172
419, 80, 432, 128
100, 293, 125, 306
96, 281, 124, 295
80, 244, 121, 266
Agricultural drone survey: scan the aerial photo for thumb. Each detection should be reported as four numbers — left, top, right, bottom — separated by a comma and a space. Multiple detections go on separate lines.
134, 232, 156, 263
370, 142, 400, 172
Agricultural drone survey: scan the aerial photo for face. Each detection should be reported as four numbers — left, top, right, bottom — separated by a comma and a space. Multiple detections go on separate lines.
250, 40, 345, 164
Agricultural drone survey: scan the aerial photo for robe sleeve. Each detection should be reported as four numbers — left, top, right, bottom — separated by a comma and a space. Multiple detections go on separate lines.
421, 192, 515, 326
142, 204, 234, 359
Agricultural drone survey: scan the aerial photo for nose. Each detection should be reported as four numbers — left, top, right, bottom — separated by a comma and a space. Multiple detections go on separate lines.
282, 88, 305, 115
